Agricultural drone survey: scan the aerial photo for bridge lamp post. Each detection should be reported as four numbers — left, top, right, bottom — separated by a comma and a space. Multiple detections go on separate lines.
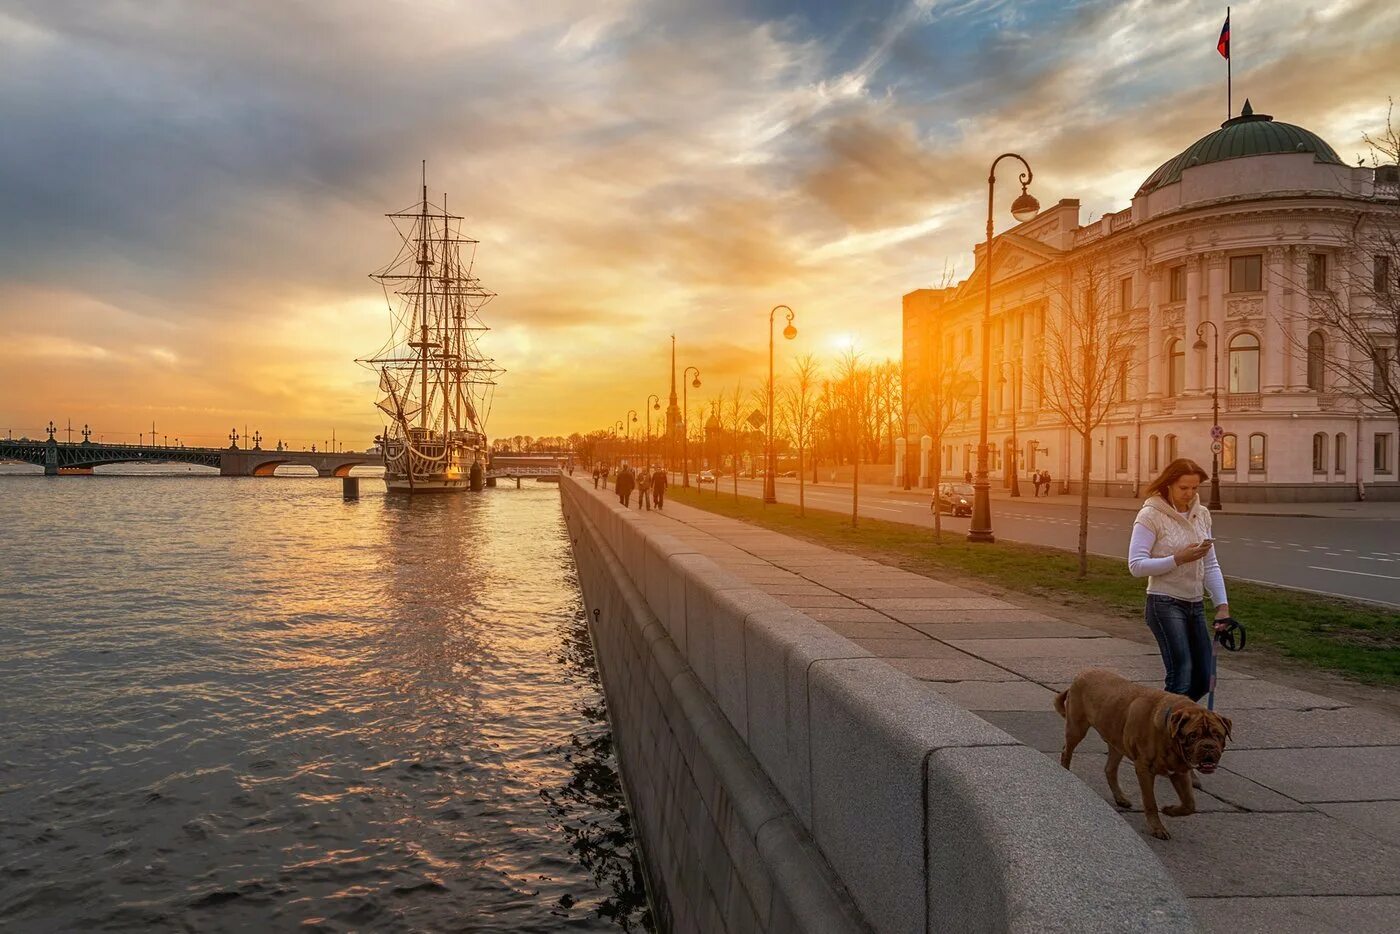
969, 152, 1039, 544
82, 425, 92, 445
47, 420, 56, 441
683, 367, 701, 487
229, 429, 239, 450
1193, 320, 1223, 512
646, 394, 660, 470
766, 305, 797, 504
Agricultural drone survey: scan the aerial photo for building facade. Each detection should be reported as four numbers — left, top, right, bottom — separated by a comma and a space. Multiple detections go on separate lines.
902, 105, 1399, 502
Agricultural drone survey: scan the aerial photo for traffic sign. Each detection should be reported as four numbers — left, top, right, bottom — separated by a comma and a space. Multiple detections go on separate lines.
1211, 440, 1223, 454
1210, 424, 1224, 441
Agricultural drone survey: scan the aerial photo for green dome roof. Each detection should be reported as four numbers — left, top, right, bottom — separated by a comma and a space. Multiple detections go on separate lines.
1136, 101, 1343, 196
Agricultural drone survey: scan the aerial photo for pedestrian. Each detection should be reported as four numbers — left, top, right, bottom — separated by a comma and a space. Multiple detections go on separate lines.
964, 469, 973, 484
637, 468, 652, 510
1127, 458, 1230, 702
652, 465, 667, 510
592, 465, 600, 489
602, 464, 610, 485
1041, 469, 1052, 495
1034, 469, 1045, 496
616, 462, 634, 507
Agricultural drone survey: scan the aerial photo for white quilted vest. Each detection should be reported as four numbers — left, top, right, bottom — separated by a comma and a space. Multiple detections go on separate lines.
1133, 494, 1214, 601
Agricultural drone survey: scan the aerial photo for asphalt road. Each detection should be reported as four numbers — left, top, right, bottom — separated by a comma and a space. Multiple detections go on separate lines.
691, 477, 1400, 607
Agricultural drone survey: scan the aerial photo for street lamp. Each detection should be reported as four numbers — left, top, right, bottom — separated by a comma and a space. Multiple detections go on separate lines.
683, 367, 701, 487
766, 304, 797, 504
997, 360, 1022, 498
1193, 321, 1224, 511
626, 410, 638, 464
646, 394, 661, 469
969, 153, 1039, 543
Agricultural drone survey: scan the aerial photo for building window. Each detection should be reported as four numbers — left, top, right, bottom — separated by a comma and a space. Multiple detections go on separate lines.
1221, 434, 1237, 472
1228, 333, 1261, 393
1116, 436, 1129, 473
1376, 434, 1393, 474
1376, 255, 1392, 295
1115, 362, 1129, 402
1308, 252, 1328, 291
1120, 276, 1134, 312
1307, 330, 1325, 390
1229, 254, 1262, 292
1169, 265, 1186, 302
1335, 433, 1347, 476
1377, 346, 1394, 396
1169, 339, 1185, 396
1312, 433, 1328, 473
1249, 433, 1267, 472
1166, 433, 1178, 462
1148, 435, 1159, 474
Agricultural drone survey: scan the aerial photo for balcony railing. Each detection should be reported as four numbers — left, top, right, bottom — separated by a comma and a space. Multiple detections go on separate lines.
1227, 393, 1262, 411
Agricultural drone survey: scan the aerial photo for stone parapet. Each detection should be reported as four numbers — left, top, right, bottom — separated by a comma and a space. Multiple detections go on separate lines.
561, 477, 1198, 933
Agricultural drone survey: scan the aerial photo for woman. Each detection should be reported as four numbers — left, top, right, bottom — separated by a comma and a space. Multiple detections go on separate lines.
1128, 458, 1230, 701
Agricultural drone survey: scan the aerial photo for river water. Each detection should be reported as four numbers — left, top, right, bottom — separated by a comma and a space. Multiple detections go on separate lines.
0, 468, 651, 932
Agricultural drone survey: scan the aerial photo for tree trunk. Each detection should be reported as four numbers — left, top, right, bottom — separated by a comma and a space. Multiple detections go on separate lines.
797, 445, 806, 517
852, 456, 860, 527
1078, 431, 1092, 578
932, 463, 943, 542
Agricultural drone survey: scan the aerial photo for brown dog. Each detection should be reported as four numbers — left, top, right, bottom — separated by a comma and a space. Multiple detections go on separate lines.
1055, 668, 1232, 840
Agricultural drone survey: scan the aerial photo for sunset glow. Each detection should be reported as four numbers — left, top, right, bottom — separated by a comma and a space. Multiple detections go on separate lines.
2, 1, 1395, 446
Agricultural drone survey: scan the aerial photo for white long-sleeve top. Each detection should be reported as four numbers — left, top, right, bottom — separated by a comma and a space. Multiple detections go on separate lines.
1128, 495, 1228, 607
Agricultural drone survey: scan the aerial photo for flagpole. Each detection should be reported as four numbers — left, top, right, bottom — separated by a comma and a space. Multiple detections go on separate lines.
1226, 6, 1231, 120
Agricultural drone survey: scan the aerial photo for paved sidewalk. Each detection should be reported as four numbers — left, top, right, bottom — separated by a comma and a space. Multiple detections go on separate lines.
596, 484, 1400, 932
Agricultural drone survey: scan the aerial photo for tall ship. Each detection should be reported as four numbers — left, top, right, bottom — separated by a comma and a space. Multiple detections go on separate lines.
359, 165, 503, 493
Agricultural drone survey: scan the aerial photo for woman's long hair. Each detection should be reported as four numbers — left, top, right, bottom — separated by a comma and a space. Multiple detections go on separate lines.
1145, 458, 1209, 502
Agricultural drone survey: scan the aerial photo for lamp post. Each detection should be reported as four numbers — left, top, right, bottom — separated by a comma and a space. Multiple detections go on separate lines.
614, 420, 625, 469
626, 410, 638, 464
997, 360, 1022, 498
766, 305, 797, 504
969, 153, 1039, 543
645, 394, 660, 469
1193, 320, 1224, 511
683, 367, 701, 487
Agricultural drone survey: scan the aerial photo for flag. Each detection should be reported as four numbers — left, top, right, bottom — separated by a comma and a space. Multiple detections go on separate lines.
1217, 13, 1230, 59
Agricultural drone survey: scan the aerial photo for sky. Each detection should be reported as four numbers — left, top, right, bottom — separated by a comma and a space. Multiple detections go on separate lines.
2, 0, 1397, 448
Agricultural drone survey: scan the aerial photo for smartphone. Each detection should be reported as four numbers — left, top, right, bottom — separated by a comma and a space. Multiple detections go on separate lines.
1201, 538, 1214, 547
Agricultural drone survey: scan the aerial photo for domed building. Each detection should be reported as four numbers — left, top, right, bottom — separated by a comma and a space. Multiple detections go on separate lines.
902, 102, 1399, 502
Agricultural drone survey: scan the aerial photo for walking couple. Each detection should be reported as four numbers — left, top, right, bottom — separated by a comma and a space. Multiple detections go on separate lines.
615, 463, 667, 511
1029, 469, 1053, 497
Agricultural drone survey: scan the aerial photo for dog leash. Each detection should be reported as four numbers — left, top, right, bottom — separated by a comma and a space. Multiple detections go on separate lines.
1207, 616, 1246, 711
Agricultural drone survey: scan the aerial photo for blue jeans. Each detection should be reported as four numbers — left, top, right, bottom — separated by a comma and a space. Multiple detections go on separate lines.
1144, 594, 1213, 701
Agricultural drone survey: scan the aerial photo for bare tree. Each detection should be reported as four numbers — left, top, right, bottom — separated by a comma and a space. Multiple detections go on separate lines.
779, 353, 821, 517
908, 353, 977, 542
1280, 107, 1400, 492
723, 383, 745, 502
1036, 264, 1140, 576
833, 350, 876, 527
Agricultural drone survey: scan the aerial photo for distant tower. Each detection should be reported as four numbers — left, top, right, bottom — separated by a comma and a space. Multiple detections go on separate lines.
665, 334, 682, 468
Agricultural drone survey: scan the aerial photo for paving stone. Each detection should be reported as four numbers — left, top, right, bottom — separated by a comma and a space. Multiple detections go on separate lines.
865, 596, 1013, 612
877, 608, 1060, 625
912, 620, 1104, 640
1190, 895, 1400, 934
835, 586, 969, 599
1314, 801, 1400, 847
1189, 766, 1313, 813
949, 636, 1160, 659
778, 593, 864, 609
1152, 679, 1348, 711
926, 680, 1058, 711
1225, 746, 1400, 802
849, 637, 965, 659
885, 657, 1022, 683
1145, 813, 1400, 896
1017, 657, 1197, 683
975, 709, 1108, 754
821, 621, 927, 639
1224, 707, 1400, 749
790, 605, 892, 623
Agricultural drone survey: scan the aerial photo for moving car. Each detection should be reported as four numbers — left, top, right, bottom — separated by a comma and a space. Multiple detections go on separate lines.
697, 470, 717, 484
932, 482, 975, 517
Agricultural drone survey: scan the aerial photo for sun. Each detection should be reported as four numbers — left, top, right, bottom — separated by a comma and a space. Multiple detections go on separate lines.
829, 332, 856, 351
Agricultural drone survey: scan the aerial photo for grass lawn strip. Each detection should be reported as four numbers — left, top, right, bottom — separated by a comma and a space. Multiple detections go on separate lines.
669, 486, 1400, 687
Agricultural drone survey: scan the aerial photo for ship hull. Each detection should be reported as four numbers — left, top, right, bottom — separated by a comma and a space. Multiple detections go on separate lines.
383, 474, 470, 494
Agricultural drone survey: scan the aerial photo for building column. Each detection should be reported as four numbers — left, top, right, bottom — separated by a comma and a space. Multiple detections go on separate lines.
1204, 251, 1226, 395
1264, 245, 1287, 392
1184, 255, 1203, 394
1286, 246, 1310, 390
1145, 265, 1162, 399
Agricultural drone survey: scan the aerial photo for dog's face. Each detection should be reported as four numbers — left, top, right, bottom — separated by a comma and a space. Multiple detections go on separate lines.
1169, 708, 1232, 774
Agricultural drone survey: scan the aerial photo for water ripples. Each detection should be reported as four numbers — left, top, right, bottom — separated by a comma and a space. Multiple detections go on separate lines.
0, 471, 650, 932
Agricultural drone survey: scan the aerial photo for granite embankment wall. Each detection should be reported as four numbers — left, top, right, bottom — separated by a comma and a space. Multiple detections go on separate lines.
560, 477, 1197, 934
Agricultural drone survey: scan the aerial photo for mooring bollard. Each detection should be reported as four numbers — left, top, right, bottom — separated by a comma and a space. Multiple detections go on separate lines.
342, 476, 359, 500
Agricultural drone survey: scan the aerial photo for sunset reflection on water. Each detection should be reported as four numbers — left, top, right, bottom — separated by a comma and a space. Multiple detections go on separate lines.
0, 470, 650, 932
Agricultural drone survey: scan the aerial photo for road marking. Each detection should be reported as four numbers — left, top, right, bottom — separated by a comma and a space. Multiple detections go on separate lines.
1307, 565, 1400, 581
1324, 552, 1341, 556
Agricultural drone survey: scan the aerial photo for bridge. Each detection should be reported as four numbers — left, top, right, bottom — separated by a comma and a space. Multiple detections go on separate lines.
0, 438, 378, 477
